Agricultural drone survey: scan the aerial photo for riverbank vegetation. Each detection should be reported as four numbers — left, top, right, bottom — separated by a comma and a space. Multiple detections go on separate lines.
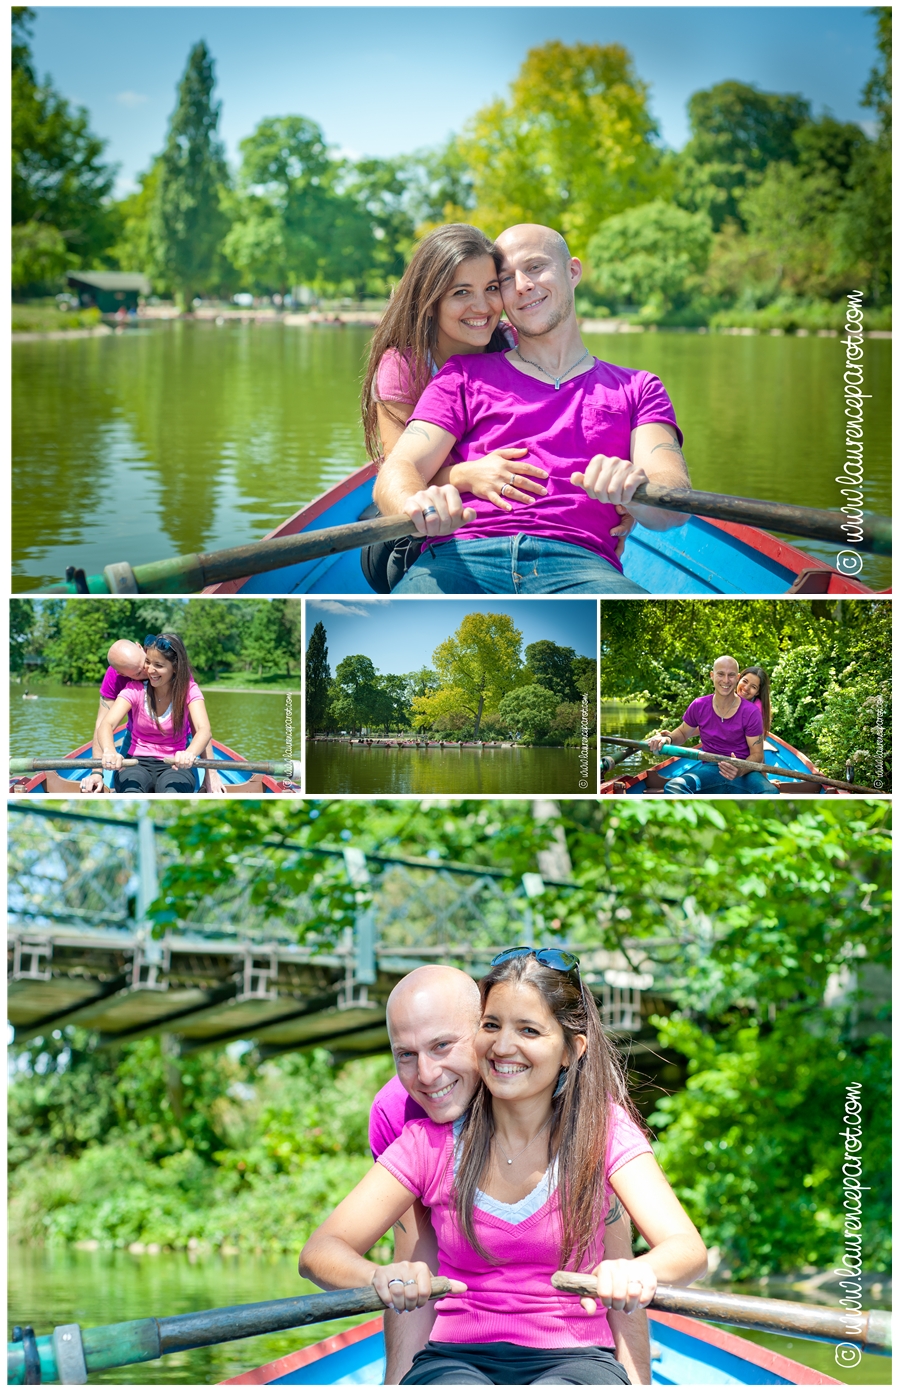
12, 8, 891, 327
8, 799, 890, 1279
600, 599, 891, 788
306, 615, 597, 745
11, 597, 302, 687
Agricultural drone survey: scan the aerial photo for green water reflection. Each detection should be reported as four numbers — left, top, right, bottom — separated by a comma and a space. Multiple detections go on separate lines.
307, 741, 595, 794
9, 683, 294, 763
13, 324, 891, 590
600, 701, 664, 777
7, 1247, 890, 1385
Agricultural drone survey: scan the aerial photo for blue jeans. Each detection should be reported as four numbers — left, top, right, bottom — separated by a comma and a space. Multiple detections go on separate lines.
390, 534, 649, 595
663, 760, 781, 796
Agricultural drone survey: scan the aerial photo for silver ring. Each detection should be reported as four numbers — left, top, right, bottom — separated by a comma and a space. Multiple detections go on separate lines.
403, 1279, 418, 1286
422, 505, 438, 517
387, 1278, 405, 1286
509, 474, 517, 487
500, 484, 509, 498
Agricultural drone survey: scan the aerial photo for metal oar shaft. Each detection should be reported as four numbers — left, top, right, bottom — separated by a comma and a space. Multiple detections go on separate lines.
630, 483, 891, 555
551, 1275, 891, 1354
600, 744, 634, 774
600, 736, 878, 794
8, 1281, 454, 1382
10, 757, 300, 777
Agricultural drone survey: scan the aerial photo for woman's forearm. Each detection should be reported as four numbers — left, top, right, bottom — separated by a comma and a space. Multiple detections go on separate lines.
97, 717, 116, 756
638, 1232, 707, 1286
299, 1230, 380, 1291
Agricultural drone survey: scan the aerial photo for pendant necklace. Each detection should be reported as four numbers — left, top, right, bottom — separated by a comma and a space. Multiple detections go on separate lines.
493, 1115, 552, 1165
714, 694, 739, 722
515, 347, 591, 390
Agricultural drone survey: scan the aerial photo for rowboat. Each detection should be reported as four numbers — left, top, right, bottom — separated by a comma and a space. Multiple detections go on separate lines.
8, 724, 295, 794
204, 464, 875, 596
600, 733, 848, 795
220, 1311, 843, 1385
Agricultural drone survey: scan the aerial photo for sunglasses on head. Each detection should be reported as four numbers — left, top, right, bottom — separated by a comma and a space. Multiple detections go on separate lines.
145, 635, 175, 654
490, 947, 580, 974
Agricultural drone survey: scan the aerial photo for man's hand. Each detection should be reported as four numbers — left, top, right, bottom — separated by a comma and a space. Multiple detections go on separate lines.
404, 484, 476, 539
372, 1262, 466, 1314
81, 772, 106, 794
646, 730, 673, 754
570, 455, 648, 508
204, 766, 227, 795
582, 1258, 658, 1316
718, 758, 742, 781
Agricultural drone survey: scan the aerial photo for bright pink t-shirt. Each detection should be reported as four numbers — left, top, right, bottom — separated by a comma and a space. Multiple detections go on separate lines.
410, 353, 681, 572
377, 1105, 651, 1348
369, 1074, 427, 1159
117, 678, 204, 758
683, 694, 763, 759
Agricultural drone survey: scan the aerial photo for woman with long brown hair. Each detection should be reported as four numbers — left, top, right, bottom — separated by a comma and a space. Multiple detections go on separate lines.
97, 634, 214, 793
301, 949, 706, 1384
736, 665, 772, 737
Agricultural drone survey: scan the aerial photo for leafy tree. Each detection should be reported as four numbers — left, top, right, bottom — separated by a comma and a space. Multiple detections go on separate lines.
404, 667, 441, 701
572, 655, 597, 704
108, 160, 163, 282
676, 80, 811, 229
411, 685, 470, 732
149, 42, 231, 306
737, 162, 850, 300
458, 40, 665, 253
243, 601, 290, 677
524, 641, 580, 702
497, 684, 560, 740
12, 7, 117, 276
44, 601, 128, 684
305, 622, 332, 735
10, 598, 36, 674
432, 612, 524, 738
178, 599, 243, 677
587, 201, 713, 314
330, 654, 384, 733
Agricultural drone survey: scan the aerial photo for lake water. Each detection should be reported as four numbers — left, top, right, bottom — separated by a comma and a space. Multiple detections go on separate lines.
600, 701, 666, 778
12, 323, 891, 591
9, 683, 295, 764
307, 741, 595, 794
7, 1245, 890, 1385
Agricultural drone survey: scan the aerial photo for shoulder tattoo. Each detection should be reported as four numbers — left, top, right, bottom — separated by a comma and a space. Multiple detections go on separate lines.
605, 1197, 625, 1226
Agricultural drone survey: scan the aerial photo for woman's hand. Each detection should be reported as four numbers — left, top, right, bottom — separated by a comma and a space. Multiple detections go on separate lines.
371, 1261, 466, 1314
611, 505, 636, 557
100, 750, 124, 771
448, 448, 548, 512
582, 1258, 657, 1316
172, 749, 198, 770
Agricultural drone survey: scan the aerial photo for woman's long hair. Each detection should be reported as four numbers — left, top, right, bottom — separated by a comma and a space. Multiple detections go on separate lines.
453, 955, 641, 1270
145, 634, 193, 739
361, 223, 509, 461
739, 665, 771, 735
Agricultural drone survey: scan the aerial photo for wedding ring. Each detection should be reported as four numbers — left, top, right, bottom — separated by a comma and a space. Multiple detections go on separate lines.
387, 1278, 405, 1286
509, 474, 517, 487
500, 484, 509, 498
403, 1279, 418, 1286
422, 506, 438, 517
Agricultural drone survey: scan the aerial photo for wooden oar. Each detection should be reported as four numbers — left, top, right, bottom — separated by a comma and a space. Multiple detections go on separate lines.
552, 1273, 891, 1354
600, 736, 879, 794
36, 489, 891, 594
7, 1280, 455, 1383
600, 744, 635, 775
10, 757, 301, 777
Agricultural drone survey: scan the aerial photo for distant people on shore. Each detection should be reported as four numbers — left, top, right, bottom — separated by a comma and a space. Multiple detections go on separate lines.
369, 221, 688, 595
96, 634, 224, 794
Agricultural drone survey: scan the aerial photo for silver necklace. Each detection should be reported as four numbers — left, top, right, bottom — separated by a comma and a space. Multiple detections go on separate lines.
493, 1115, 552, 1165
515, 346, 592, 390
713, 693, 740, 721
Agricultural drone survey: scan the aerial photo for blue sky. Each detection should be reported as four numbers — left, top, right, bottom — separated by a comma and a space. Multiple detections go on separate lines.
306, 599, 597, 672
30, 7, 879, 196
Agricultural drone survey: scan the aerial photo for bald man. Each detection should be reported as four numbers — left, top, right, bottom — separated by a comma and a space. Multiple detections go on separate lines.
370, 966, 652, 1384
646, 655, 781, 795
372, 222, 689, 596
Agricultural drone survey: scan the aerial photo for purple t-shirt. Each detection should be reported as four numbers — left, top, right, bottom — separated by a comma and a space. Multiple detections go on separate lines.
683, 695, 764, 759
410, 353, 681, 572
369, 1074, 427, 1159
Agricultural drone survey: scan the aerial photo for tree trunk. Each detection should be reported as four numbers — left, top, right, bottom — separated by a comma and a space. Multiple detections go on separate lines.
473, 694, 485, 739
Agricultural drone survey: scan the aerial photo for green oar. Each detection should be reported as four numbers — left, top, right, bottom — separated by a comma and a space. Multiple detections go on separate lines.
36, 489, 890, 594
600, 744, 634, 775
552, 1273, 891, 1354
10, 757, 301, 778
601, 736, 878, 794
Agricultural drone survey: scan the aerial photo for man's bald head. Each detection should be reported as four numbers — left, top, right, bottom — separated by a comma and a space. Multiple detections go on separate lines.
108, 640, 149, 680
495, 223, 571, 267
494, 224, 581, 337
712, 655, 739, 673
386, 966, 481, 1123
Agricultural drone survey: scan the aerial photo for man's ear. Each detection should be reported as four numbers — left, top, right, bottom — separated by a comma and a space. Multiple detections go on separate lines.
569, 257, 583, 289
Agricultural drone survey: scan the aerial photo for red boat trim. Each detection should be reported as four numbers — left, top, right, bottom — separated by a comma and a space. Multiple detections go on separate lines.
701, 518, 874, 594
648, 1309, 843, 1384
205, 463, 378, 594
219, 1314, 383, 1384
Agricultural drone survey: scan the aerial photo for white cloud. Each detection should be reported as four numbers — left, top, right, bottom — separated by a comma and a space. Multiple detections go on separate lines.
311, 601, 373, 617
115, 91, 149, 108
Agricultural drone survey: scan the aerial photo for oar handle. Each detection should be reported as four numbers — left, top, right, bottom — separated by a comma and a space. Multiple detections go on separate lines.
629, 483, 891, 556
7, 1280, 456, 1382
600, 737, 879, 795
550, 1274, 891, 1354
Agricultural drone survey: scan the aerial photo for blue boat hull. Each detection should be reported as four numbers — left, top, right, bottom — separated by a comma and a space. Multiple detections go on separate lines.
221, 1311, 841, 1386
206, 466, 874, 597
601, 733, 846, 795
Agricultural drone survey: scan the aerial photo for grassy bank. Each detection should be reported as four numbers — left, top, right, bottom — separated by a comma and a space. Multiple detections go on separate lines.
12, 300, 105, 333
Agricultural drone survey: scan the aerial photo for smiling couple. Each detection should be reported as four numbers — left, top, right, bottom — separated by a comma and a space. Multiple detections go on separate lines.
360, 223, 691, 596
301, 958, 706, 1385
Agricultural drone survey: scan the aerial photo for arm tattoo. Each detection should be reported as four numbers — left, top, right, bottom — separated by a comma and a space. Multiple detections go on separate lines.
403, 422, 433, 443
604, 1197, 625, 1226
650, 441, 686, 463
392, 1219, 407, 1234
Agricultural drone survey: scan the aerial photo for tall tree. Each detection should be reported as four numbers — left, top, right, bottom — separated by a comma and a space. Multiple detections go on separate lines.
330, 654, 384, 733
10, 598, 36, 674
150, 42, 231, 306
178, 599, 243, 677
524, 641, 580, 702
305, 622, 332, 735
243, 602, 290, 677
432, 613, 524, 738
497, 685, 560, 740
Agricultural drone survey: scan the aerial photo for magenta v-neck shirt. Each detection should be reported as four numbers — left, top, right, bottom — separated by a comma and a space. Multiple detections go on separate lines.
683, 694, 764, 759
410, 353, 681, 572
378, 1106, 651, 1348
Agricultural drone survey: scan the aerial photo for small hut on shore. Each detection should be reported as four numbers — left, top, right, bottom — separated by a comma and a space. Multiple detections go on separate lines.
66, 271, 151, 313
